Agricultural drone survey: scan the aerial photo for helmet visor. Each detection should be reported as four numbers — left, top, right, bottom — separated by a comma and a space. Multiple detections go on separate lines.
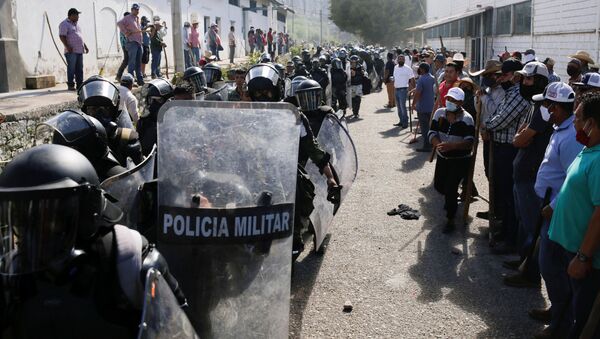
0, 189, 80, 275
203, 68, 220, 85
188, 73, 207, 93
78, 80, 119, 109
296, 89, 321, 111
246, 65, 279, 87
35, 111, 91, 145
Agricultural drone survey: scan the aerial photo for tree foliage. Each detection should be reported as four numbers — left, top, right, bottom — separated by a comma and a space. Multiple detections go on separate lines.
329, 0, 425, 46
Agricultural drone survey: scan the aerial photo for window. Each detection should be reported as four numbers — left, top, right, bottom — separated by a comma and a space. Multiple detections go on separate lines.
458, 19, 465, 37
277, 12, 286, 23
450, 21, 459, 37
483, 9, 493, 36
263, 7, 268, 16
250, 0, 257, 12
513, 1, 531, 34
229, 0, 240, 6
495, 5, 511, 35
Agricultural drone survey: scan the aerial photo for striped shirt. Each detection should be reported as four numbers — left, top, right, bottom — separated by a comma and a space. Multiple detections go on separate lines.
117, 14, 142, 45
485, 84, 531, 144
428, 108, 475, 159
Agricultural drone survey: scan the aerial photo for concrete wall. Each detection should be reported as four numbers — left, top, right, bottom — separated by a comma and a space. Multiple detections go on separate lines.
423, 0, 600, 81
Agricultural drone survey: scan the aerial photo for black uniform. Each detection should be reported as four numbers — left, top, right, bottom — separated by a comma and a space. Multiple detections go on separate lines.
331, 68, 348, 111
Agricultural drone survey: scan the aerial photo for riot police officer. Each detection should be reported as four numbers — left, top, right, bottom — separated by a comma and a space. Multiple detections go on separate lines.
301, 49, 312, 72
78, 75, 143, 166
350, 61, 367, 118
246, 64, 340, 259
138, 78, 174, 156
331, 58, 348, 114
202, 62, 223, 89
38, 109, 127, 181
310, 58, 330, 99
0, 144, 186, 338
181, 66, 208, 97
292, 55, 310, 79
295, 79, 335, 135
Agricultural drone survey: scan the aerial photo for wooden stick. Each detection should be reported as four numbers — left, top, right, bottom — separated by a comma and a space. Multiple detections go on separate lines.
462, 96, 483, 220
163, 46, 170, 78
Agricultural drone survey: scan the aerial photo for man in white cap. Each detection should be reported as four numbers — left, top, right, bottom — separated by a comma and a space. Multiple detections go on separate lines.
428, 87, 476, 233
530, 82, 583, 339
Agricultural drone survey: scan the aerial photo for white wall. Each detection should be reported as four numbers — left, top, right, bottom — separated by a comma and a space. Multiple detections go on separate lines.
13, 0, 282, 83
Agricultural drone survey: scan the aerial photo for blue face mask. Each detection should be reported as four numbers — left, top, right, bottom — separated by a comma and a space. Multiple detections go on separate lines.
446, 101, 459, 112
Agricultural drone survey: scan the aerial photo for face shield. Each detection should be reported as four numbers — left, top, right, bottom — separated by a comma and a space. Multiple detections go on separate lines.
35, 110, 94, 145
0, 185, 83, 275
78, 80, 120, 114
296, 88, 321, 111
203, 67, 221, 86
332, 59, 342, 70
246, 65, 279, 89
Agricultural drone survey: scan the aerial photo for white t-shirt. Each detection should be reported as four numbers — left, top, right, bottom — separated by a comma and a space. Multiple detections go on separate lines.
393, 64, 415, 88
119, 85, 139, 126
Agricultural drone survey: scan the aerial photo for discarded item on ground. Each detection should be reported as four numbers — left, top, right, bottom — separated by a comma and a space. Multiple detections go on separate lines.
387, 204, 421, 220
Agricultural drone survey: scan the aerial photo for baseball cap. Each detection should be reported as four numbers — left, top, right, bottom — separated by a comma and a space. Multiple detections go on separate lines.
120, 74, 134, 86
501, 58, 523, 74
68, 8, 81, 16
434, 54, 445, 63
524, 49, 535, 55
131, 3, 140, 10
445, 87, 465, 101
532, 82, 575, 102
572, 72, 600, 88
516, 61, 549, 79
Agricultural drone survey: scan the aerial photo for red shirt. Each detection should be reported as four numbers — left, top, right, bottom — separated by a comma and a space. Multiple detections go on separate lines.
438, 80, 454, 107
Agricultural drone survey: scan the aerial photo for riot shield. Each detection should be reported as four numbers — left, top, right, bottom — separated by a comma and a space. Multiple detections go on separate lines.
100, 145, 156, 230
138, 268, 199, 339
306, 113, 358, 251
205, 84, 230, 101
157, 101, 300, 338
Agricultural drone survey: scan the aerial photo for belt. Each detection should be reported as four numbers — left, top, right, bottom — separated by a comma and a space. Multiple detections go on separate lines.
395, 87, 408, 89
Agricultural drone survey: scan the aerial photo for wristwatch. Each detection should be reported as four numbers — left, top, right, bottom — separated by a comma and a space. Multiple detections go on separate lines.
576, 250, 590, 263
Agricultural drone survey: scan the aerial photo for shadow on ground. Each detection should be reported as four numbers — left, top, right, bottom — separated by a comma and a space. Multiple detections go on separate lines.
289, 240, 327, 339
408, 183, 547, 338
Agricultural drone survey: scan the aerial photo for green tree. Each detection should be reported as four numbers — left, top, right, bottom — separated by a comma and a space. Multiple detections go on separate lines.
329, 0, 425, 46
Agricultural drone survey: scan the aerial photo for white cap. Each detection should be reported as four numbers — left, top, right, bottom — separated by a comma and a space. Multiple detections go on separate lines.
452, 53, 465, 62
517, 61, 549, 79
445, 87, 465, 101
532, 82, 575, 103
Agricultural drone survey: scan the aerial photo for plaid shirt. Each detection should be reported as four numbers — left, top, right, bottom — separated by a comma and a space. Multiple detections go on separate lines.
485, 84, 531, 143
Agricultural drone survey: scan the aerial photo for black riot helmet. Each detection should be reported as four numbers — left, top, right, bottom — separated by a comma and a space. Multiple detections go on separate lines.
0, 144, 123, 275
202, 63, 222, 88
273, 63, 286, 80
140, 78, 174, 118
78, 75, 121, 121
182, 66, 207, 94
246, 63, 281, 102
319, 55, 327, 67
338, 48, 348, 60
260, 52, 272, 63
311, 58, 320, 69
291, 55, 302, 65
331, 58, 343, 70
301, 49, 311, 63
288, 76, 308, 98
36, 110, 110, 161
295, 79, 322, 111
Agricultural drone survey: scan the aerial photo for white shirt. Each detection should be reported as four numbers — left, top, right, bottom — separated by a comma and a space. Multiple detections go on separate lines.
119, 85, 139, 126
393, 64, 415, 88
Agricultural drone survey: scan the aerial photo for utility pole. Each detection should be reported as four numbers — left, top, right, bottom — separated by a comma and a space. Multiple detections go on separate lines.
320, 9, 323, 45
170, 0, 184, 72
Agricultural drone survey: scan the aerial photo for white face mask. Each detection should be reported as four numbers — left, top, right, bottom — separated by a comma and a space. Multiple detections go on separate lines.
446, 101, 459, 112
523, 54, 535, 63
540, 105, 551, 122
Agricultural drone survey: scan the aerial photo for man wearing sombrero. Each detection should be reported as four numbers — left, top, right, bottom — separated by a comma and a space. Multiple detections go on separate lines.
569, 50, 595, 75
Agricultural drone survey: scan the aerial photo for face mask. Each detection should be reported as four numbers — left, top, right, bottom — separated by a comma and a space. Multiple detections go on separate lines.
446, 101, 459, 112
523, 54, 535, 63
540, 105, 551, 122
576, 120, 593, 146
567, 66, 580, 77
482, 77, 496, 88
519, 83, 536, 100
501, 81, 513, 91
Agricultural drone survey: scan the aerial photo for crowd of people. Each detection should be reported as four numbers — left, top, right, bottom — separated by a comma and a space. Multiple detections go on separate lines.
388, 44, 600, 338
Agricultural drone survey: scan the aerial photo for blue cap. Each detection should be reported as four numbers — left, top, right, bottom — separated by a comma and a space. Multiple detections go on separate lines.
131, 3, 140, 10
434, 54, 445, 62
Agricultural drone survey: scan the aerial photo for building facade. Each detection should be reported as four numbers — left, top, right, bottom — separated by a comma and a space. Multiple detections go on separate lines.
407, 0, 600, 80
0, 0, 292, 92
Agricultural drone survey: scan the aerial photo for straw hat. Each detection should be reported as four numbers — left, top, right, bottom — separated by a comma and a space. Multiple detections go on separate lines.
569, 50, 595, 65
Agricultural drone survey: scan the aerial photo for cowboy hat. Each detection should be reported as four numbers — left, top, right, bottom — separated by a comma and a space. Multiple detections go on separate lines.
469, 60, 502, 77
569, 50, 595, 65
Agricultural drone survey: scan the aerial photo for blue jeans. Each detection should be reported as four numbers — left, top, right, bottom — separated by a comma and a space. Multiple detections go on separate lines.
126, 41, 144, 85
210, 44, 219, 60
191, 47, 200, 66
64, 53, 83, 88
150, 47, 162, 77
184, 49, 192, 68
539, 222, 572, 334
395, 88, 408, 126
568, 260, 600, 338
